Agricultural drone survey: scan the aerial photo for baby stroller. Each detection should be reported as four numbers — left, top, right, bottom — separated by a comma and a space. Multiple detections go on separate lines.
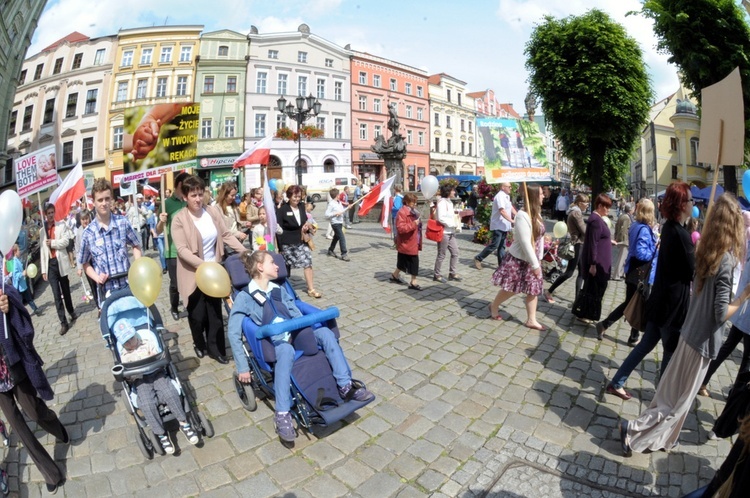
224, 252, 375, 437
100, 287, 214, 459
541, 240, 567, 284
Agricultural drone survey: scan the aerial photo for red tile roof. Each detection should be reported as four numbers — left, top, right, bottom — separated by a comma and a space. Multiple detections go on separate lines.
42, 32, 90, 52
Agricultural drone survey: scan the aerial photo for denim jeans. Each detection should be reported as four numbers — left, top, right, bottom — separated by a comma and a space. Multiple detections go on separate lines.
329, 223, 347, 255
475, 229, 508, 267
155, 236, 166, 270
610, 320, 680, 389
272, 327, 351, 412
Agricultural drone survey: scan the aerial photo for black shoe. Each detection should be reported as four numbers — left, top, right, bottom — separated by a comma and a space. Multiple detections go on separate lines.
433, 276, 447, 283
70, 312, 78, 323
340, 254, 350, 262
193, 347, 205, 359
162, 269, 167, 274
596, 322, 606, 340
327, 250, 338, 258
59, 323, 69, 336
46, 483, 58, 494
209, 354, 229, 365
57, 425, 70, 444
627, 334, 639, 346
171, 310, 180, 321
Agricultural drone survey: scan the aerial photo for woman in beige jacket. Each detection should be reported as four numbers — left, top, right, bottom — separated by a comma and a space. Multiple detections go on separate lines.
171, 176, 246, 363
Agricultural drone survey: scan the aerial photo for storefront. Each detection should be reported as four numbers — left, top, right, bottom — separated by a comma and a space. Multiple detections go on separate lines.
197, 155, 242, 194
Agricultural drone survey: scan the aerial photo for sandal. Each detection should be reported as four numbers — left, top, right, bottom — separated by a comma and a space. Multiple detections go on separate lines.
306, 289, 322, 298
390, 274, 405, 284
543, 291, 555, 304
408, 284, 422, 291
698, 386, 710, 397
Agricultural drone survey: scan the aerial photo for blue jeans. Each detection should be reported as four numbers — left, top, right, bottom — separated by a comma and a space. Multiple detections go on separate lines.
475, 229, 507, 267
610, 320, 680, 389
272, 327, 351, 412
329, 224, 348, 255
155, 236, 166, 270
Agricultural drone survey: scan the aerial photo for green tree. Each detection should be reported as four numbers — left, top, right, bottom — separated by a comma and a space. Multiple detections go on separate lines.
639, 0, 750, 194
525, 9, 653, 197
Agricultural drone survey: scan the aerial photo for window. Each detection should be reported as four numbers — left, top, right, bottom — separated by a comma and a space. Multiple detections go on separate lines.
406, 105, 412, 118
334, 119, 343, 139
43, 98, 55, 124
417, 108, 423, 120
176, 76, 188, 96
468, 121, 472, 133
298, 76, 307, 96
373, 99, 381, 113
65, 93, 78, 118
446, 116, 451, 129
8, 111, 17, 136
140, 48, 153, 65
136, 79, 148, 99
447, 139, 452, 153
405, 82, 412, 95
156, 77, 167, 97
94, 49, 105, 65
33, 64, 43, 80
358, 96, 367, 111
268, 49, 278, 59
323, 159, 335, 173
373, 75, 381, 88
390, 78, 397, 91
113, 126, 123, 150
226, 76, 237, 93
116, 81, 128, 102
85, 89, 98, 114
53, 58, 63, 74
461, 119, 465, 132
18, 70, 26, 85
277, 74, 287, 95
690, 137, 700, 165
671, 165, 678, 180
469, 143, 472, 156
82, 137, 93, 162
461, 142, 465, 155
670, 137, 678, 151
374, 125, 382, 137
256, 72, 267, 94
418, 131, 424, 146
201, 118, 212, 139
22, 106, 33, 131
359, 72, 367, 85
316, 117, 325, 133
334, 81, 342, 101
316, 78, 325, 99
160, 47, 173, 63
225, 118, 235, 138
417, 86, 423, 97
359, 123, 367, 140
121, 50, 133, 67
62, 141, 73, 165
447, 89, 452, 102
407, 130, 412, 144
204, 76, 215, 93
434, 137, 440, 152
434, 113, 439, 126
218, 46, 229, 56
298, 51, 307, 63
276, 114, 286, 131
457, 93, 462, 106
254, 114, 266, 136
72, 53, 83, 69
325, 58, 333, 68
179, 46, 192, 63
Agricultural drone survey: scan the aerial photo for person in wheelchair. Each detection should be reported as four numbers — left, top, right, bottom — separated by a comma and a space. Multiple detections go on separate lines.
114, 319, 199, 453
228, 250, 374, 442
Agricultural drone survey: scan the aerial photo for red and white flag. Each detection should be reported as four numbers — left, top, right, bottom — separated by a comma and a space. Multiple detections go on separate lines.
358, 175, 396, 232
49, 162, 85, 222
143, 184, 159, 196
233, 136, 273, 169
262, 168, 277, 246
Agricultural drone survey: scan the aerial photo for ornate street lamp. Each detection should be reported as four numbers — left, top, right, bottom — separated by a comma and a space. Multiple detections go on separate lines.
277, 93, 322, 186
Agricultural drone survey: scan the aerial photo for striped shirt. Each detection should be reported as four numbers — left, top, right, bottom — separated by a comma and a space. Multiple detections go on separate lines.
78, 213, 141, 294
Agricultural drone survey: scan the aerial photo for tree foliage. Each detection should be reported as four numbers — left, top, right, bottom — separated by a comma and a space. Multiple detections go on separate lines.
639, 0, 750, 193
525, 9, 653, 197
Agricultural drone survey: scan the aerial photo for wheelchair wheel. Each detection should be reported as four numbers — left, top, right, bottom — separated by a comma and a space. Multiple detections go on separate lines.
136, 431, 153, 460
198, 412, 214, 438
148, 428, 165, 456
234, 374, 257, 412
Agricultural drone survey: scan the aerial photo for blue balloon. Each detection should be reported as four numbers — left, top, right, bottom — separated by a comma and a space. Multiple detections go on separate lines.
268, 179, 277, 191
692, 205, 699, 218
743, 170, 750, 201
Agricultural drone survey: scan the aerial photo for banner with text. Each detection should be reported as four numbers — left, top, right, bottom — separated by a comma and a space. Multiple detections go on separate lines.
122, 102, 199, 183
15, 144, 58, 197
477, 118, 549, 184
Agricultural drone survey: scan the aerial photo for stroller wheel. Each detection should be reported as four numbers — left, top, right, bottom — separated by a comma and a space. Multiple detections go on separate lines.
148, 429, 166, 456
234, 374, 257, 412
198, 412, 214, 438
548, 271, 561, 284
136, 431, 154, 460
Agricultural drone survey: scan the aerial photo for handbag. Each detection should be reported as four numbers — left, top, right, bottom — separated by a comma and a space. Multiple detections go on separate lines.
558, 241, 575, 261
572, 276, 603, 321
623, 284, 647, 331
425, 219, 444, 242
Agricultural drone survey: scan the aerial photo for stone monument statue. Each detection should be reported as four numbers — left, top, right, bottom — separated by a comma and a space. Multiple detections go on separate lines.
372, 102, 406, 188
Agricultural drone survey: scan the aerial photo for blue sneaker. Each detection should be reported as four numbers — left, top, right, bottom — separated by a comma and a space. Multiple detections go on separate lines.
274, 412, 296, 442
338, 382, 374, 402
0, 468, 7, 496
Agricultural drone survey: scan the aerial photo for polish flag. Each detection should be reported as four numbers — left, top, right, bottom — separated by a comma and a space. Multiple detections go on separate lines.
49, 162, 85, 222
143, 184, 159, 196
233, 136, 273, 169
358, 175, 396, 232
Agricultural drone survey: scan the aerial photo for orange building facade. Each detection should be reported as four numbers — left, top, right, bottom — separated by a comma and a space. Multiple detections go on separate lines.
350, 52, 430, 191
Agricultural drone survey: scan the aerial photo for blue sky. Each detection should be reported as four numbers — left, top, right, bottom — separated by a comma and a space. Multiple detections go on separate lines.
32, 0, 684, 111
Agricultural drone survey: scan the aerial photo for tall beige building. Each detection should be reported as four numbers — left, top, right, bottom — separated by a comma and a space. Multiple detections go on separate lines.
428, 73, 477, 176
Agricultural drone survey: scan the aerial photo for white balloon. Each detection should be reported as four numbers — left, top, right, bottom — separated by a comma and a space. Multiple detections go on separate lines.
421, 175, 439, 199
0, 191, 23, 256
553, 221, 568, 238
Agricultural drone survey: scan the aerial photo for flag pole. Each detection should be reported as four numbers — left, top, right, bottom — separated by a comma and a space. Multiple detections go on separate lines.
161, 174, 168, 255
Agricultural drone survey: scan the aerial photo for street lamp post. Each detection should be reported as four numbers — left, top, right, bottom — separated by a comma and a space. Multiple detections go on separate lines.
277, 94, 322, 186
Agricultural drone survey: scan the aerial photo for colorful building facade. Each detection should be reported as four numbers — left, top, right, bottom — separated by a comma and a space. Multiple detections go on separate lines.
428, 73, 477, 177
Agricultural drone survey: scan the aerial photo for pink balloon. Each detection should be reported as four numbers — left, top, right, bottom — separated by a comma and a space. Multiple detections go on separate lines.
691, 231, 701, 245
264, 234, 272, 242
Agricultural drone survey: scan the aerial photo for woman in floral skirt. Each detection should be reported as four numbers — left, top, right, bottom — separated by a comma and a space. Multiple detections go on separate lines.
489, 184, 547, 330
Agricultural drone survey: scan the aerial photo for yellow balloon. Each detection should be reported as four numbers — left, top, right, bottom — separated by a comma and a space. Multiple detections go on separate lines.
275, 180, 285, 193
128, 257, 162, 307
553, 221, 568, 238
195, 262, 232, 298
26, 263, 38, 279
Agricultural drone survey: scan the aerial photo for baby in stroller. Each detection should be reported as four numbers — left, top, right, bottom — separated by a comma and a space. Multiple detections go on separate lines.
113, 319, 199, 454
228, 250, 374, 443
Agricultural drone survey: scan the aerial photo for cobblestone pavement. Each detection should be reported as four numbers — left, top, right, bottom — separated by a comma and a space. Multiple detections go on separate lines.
5, 221, 741, 497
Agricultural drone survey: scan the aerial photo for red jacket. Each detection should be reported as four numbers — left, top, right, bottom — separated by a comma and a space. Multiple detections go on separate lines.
396, 208, 419, 255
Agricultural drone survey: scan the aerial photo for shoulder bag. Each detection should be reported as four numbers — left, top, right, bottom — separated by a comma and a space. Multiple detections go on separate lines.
425, 219, 444, 242
623, 283, 647, 332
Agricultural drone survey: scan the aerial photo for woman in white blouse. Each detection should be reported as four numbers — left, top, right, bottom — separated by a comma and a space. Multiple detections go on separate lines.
489, 184, 547, 330
433, 185, 461, 283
